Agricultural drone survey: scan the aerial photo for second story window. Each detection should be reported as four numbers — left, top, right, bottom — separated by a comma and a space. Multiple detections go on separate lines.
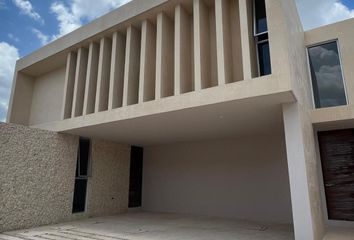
308, 41, 347, 109
254, 0, 271, 76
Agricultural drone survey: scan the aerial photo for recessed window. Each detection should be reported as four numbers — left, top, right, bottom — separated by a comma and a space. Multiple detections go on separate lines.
253, 0, 271, 77
254, 0, 268, 35
308, 41, 347, 108
72, 138, 91, 213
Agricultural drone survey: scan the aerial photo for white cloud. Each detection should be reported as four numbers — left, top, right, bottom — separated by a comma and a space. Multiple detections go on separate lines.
32, 28, 50, 45
12, 0, 43, 24
50, 0, 131, 37
296, 0, 354, 30
0, 42, 19, 122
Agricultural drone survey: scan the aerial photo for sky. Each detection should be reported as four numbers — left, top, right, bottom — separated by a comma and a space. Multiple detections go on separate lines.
0, 0, 354, 122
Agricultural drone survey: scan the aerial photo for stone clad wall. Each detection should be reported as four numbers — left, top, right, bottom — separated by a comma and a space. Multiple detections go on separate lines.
0, 123, 78, 232
0, 123, 131, 232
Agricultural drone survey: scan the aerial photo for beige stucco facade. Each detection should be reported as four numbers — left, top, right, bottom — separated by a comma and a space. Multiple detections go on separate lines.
3, 0, 354, 239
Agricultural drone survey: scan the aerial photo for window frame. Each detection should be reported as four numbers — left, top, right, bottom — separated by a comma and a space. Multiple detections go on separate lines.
306, 39, 348, 109
253, 0, 268, 37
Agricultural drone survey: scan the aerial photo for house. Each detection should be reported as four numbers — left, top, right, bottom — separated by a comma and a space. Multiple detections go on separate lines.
1, 0, 354, 239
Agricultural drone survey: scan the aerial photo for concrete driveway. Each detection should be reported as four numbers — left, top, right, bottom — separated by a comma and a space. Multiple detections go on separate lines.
0, 212, 294, 240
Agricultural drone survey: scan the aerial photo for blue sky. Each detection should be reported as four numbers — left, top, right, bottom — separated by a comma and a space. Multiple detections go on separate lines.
0, 0, 354, 122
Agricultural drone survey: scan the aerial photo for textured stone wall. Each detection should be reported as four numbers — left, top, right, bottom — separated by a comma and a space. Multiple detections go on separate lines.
0, 123, 78, 232
86, 139, 130, 217
0, 123, 131, 232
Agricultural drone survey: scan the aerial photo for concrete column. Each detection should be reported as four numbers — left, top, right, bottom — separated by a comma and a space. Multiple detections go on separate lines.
108, 32, 126, 110
62, 51, 77, 120
95, 37, 112, 112
123, 26, 141, 106
72, 47, 89, 117
174, 5, 193, 95
282, 103, 316, 240
139, 20, 156, 103
239, 0, 257, 80
156, 12, 174, 99
83, 42, 100, 115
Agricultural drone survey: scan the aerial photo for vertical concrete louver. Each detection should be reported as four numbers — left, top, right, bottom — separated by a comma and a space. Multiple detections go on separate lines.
109, 32, 126, 109
62, 52, 77, 120
61, 0, 252, 120
83, 42, 100, 115
139, 20, 156, 103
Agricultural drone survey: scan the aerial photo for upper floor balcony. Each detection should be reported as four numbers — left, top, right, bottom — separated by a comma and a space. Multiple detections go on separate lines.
7, 0, 303, 141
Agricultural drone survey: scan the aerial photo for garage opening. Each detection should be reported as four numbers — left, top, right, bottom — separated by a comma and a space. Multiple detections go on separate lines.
140, 133, 293, 225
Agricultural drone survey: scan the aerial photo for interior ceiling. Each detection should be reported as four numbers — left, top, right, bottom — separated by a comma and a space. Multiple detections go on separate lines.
64, 95, 286, 147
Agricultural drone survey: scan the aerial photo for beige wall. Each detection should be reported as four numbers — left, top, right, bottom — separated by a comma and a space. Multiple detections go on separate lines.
142, 135, 292, 224
0, 123, 131, 232
305, 19, 354, 106
29, 67, 66, 125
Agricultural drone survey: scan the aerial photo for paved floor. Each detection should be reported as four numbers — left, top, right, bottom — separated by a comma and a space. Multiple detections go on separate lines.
324, 226, 354, 240
0, 212, 294, 240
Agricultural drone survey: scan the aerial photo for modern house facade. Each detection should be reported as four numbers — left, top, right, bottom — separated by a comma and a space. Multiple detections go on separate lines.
1, 0, 354, 239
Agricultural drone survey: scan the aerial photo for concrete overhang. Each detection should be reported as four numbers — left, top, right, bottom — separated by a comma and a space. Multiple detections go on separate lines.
33, 76, 295, 146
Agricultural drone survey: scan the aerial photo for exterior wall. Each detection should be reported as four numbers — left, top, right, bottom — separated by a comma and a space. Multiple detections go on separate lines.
0, 123, 78, 232
29, 67, 66, 125
0, 123, 131, 232
142, 135, 292, 224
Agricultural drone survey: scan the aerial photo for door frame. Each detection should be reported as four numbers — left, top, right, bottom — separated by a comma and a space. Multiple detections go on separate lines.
314, 128, 354, 228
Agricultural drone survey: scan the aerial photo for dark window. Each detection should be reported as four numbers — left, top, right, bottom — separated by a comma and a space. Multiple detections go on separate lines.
72, 179, 87, 213
129, 146, 143, 208
253, 0, 271, 77
254, 0, 268, 35
72, 138, 90, 213
257, 40, 271, 76
308, 41, 347, 108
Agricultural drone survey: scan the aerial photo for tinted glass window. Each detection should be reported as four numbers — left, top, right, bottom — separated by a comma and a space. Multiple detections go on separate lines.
308, 42, 346, 108
255, 0, 268, 34
258, 41, 271, 76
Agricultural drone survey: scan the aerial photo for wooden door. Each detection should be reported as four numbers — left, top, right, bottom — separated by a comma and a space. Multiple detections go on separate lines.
318, 129, 354, 221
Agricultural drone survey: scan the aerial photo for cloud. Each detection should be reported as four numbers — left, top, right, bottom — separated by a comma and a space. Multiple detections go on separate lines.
50, 0, 131, 37
296, 0, 354, 30
0, 42, 19, 122
12, 0, 43, 24
32, 28, 50, 45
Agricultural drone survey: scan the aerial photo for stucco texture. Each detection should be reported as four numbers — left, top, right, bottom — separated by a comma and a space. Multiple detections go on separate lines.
86, 139, 130, 217
0, 123, 78, 232
0, 123, 131, 232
